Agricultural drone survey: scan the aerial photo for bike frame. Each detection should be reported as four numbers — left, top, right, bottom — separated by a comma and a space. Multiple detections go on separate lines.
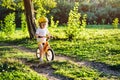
43, 41, 50, 53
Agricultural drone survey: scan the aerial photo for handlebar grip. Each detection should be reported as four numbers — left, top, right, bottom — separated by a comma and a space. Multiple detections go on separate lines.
38, 36, 41, 38
38, 36, 46, 38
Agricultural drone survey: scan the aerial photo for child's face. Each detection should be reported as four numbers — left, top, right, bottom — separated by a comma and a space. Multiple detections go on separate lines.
39, 22, 48, 29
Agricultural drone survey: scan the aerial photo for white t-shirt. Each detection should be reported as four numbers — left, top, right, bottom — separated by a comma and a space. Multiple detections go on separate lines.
36, 27, 49, 43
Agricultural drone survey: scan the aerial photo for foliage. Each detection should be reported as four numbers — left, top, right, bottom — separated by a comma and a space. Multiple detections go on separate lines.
2, 12, 16, 37
112, 18, 119, 29
14, 0, 24, 11
0, 0, 120, 26
81, 14, 87, 30
0, 20, 3, 29
33, 0, 56, 20
65, 2, 80, 41
51, 0, 74, 24
50, 16, 59, 28
0, 0, 16, 10
21, 13, 28, 34
79, 0, 120, 24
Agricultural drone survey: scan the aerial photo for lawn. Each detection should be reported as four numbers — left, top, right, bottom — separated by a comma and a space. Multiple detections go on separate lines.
0, 45, 47, 80
0, 46, 118, 80
0, 25, 120, 79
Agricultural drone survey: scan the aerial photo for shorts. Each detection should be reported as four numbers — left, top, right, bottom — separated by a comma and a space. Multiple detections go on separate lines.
37, 38, 46, 48
37, 38, 46, 45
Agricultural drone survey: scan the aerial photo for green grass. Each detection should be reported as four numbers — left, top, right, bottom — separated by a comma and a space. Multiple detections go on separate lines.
87, 25, 120, 29
0, 45, 47, 80
0, 45, 119, 80
51, 61, 119, 80
0, 46, 34, 59
0, 28, 29, 41
1, 26, 120, 67
49, 28, 120, 66
0, 59, 47, 80
0, 25, 120, 79
49, 29, 120, 74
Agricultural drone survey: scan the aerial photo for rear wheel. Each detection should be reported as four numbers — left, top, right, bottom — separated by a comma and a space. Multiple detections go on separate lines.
36, 48, 40, 59
45, 49, 55, 61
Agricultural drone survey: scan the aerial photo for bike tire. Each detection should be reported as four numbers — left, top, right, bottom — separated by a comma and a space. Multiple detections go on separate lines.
36, 48, 40, 59
45, 49, 55, 61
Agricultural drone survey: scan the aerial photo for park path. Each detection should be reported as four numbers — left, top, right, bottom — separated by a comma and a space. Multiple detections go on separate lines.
1, 43, 120, 80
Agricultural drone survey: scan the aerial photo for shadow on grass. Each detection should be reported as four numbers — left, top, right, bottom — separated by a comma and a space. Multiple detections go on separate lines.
83, 61, 120, 77
109, 49, 120, 55
109, 64, 120, 71
0, 47, 12, 51
29, 61, 69, 80
0, 47, 18, 57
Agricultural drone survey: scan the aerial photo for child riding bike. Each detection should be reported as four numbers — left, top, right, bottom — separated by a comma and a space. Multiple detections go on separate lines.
35, 16, 51, 62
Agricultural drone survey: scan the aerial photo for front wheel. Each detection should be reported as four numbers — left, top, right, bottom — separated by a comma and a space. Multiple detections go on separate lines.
45, 49, 55, 61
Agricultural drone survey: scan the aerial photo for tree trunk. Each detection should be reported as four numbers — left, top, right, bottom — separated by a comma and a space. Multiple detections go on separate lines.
23, 0, 36, 39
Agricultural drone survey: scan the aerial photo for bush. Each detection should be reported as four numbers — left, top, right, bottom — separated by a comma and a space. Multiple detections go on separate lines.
50, 16, 59, 28
66, 2, 80, 41
21, 13, 28, 34
0, 20, 3, 30
112, 18, 119, 29
2, 13, 16, 37
81, 14, 87, 30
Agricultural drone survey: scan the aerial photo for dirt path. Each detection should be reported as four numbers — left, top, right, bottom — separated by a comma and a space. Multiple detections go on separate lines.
1, 43, 120, 80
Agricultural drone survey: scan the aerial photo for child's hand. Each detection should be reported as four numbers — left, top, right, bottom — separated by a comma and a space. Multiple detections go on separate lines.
49, 35, 53, 38
46, 35, 53, 40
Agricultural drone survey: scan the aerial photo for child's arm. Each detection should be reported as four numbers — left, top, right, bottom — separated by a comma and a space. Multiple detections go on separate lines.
35, 34, 39, 38
46, 29, 52, 38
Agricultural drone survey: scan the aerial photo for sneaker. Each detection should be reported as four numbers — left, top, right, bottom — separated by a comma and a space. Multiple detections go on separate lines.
39, 58, 43, 62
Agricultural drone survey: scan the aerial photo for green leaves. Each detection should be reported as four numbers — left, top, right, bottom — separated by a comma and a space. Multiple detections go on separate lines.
112, 18, 119, 29
2, 12, 16, 38
50, 16, 59, 28
66, 2, 87, 41
1, 0, 16, 10
33, 0, 56, 19
66, 2, 80, 41
21, 13, 28, 34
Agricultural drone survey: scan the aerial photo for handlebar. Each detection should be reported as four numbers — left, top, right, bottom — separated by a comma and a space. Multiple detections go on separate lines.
38, 36, 46, 38
38, 36, 53, 41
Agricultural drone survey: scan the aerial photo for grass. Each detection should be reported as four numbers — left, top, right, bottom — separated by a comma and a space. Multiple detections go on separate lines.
1, 25, 120, 66
52, 61, 100, 80
51, 61, 119, 80
0, 59, 47, 80
0, 46, 34, 59
0, 25, 120, 79
0, 45, 47, 80
87, 24, 120, 29
0, 45, 119, 80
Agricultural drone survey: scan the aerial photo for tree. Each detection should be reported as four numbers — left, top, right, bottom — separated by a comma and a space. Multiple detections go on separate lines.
23, 0, 36, 39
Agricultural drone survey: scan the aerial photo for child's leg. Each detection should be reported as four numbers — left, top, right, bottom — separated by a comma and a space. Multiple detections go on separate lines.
38, 43, 44, 61
43, 42, 49, 52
